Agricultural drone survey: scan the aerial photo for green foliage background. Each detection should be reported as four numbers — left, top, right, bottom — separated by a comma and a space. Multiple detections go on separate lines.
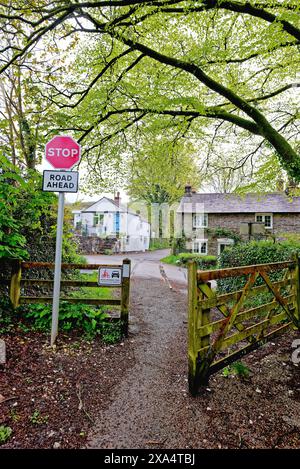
217, 239, 300, 293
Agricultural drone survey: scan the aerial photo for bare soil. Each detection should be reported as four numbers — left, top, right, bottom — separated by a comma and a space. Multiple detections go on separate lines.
0, 331, 135, 448
1, 277, 300, 449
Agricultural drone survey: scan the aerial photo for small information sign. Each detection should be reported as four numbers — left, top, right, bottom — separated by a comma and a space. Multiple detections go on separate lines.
98, 267, 122, 286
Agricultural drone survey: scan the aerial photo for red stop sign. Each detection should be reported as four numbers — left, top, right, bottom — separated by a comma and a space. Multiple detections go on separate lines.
45, 135, 81, 169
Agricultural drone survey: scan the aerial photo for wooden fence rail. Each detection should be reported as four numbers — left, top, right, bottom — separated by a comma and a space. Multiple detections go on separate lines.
188, 257, 300, 395
1, 259, 131, 336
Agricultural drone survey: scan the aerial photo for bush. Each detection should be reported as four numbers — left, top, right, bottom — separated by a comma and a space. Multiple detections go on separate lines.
18, 302, 109, 338
217, 240, 299, 293
149, 238, 170, 250
161, 253, 217, 270
171, 236, 187, 255
178, 253, 217, 270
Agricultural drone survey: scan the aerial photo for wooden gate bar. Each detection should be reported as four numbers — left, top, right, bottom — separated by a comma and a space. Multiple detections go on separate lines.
20, 279, 121, 288
197, 295, 295, 338
197, 260, 294, 282
209, 322, 293, 375
19, 297, 121, 305
200, 277, 295, 309
21, 261, 123, 270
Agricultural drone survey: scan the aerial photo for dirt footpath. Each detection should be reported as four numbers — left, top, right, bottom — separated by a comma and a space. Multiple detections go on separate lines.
87, 277, 300, 449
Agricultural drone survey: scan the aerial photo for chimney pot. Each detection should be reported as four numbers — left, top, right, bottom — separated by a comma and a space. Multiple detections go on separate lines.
114, 191, 121, 206
184, 184, 192, 197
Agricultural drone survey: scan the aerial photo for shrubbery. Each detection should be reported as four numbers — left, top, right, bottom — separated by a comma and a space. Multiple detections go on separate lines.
177, 253, 217, 269
217, 240, 300, 293
19, 302, 109, 337
161, 253, 217, 270
0, 298, 123, 343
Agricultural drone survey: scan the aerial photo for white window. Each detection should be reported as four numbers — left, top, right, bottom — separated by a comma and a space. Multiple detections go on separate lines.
255, 213, 273, 229
192, 239, 208, 254
217, 238, 234, 255
193, 213, 208, 228
93, 213, 104, 227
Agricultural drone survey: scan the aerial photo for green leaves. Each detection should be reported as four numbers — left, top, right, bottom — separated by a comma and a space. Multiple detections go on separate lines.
19, 301, 110, 338
0, 153, 55, 259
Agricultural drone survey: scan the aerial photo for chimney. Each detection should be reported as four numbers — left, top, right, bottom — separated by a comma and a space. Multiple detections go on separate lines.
276, 178, 284, 191
184, 184, 192, 197
114, 191, 121, 206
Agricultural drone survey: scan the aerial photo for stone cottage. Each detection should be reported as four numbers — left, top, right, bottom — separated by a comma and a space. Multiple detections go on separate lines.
177, 186, 300, 256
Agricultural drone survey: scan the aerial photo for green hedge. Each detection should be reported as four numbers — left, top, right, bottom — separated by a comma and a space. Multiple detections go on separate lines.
178, 253, 217, 268
217, 240, 300, 293
161, 253, 217, 270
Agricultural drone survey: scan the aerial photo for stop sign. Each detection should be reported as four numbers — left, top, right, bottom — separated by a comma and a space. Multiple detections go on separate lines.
45, 135, 81, 169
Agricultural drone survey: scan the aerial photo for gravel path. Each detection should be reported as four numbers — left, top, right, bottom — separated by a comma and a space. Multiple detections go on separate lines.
87, 277, 194, 449
87, 276, 300, 449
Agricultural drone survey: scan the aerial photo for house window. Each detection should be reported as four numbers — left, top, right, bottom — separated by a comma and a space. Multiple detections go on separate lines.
217, 238, 234, 255
255, 213, 273, 229
193, 213, 208, 228
93, 213, 104, 226
192, 239, 208, 255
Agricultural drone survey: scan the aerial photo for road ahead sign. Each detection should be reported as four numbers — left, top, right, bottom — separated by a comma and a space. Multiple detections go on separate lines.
44, 134, 81, 346
45, 135, 81, 169
98, 267, 122, 286
42, 170, 79, 193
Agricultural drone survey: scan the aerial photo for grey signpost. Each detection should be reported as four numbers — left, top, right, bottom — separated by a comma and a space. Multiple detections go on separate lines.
43, 135, 81, 346
51, 191, 65, 345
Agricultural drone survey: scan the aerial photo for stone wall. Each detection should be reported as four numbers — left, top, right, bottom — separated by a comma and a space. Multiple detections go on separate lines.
76, 236, 118, 255
183, 212, 300, 256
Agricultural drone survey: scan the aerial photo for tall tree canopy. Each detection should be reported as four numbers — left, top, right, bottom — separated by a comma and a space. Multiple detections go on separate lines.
0, 1, 299, 186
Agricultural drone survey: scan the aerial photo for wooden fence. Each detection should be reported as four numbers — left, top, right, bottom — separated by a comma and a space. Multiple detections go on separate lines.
1, 259, 131, 336
188, 257, 300, 395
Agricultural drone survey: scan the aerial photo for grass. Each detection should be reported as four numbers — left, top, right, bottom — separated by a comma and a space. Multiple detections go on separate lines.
160, 254, 180, 265
68, 272, 114, 300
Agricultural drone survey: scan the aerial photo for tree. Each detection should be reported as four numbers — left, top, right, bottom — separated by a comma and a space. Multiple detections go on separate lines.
0, 1, 299, 182
126, 137, 201, 204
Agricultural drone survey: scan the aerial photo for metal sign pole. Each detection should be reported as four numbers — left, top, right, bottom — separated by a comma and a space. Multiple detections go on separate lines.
50, 191, 65, 346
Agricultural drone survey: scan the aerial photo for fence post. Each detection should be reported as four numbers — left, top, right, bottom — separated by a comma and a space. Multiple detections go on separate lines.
188, 260, 200, 395
121, 258, 131, 337
293, 253, 300, 329
10, 259, 22, 308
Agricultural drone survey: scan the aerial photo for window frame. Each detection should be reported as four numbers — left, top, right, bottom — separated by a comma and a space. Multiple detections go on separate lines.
93, 213, 104, 227
192, 213, 208, 228
255, 213, 273, 229
192, 239, 208, 255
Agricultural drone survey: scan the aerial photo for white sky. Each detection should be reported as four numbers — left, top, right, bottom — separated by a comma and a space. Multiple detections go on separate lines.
37, 157, 129, 204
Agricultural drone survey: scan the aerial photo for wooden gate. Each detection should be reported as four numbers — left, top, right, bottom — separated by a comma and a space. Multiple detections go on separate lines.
188, 257, 300, 395
2, 259, 131, 336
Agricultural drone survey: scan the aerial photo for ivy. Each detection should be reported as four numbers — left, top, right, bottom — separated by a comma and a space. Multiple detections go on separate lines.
206, 227, 242, 244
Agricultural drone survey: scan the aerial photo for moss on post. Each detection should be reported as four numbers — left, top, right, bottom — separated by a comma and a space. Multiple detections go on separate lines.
10, 260, 22, 308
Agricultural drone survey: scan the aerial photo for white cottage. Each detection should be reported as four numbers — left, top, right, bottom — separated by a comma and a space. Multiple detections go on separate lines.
72, 193, 150, 252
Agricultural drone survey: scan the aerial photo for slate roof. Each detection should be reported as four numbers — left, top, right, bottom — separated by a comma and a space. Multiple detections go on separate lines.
71, 201, 98, 211
177, 192, 300, 214
73, 197, 150, 224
